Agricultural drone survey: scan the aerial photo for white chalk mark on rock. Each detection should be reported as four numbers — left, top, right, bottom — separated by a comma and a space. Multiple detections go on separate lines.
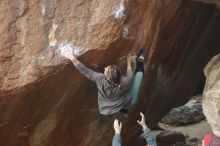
49, 24, 58, 46
40, 4, 45, 15
57, 41, 86, 57
40, 56, 44, 60
113, 3, 125, 19
123, 24, 129, 39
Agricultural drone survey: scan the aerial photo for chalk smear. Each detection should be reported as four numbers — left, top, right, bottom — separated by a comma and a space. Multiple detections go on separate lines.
40, 4, 45, 15
49, 24, 58, 46
123, 24, 129, 39
113, 3, 125, 19
57, 41, 86, 57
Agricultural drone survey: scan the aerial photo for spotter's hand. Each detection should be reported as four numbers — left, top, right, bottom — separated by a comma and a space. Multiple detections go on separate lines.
137, 112, 148, 130
113, 119, 122, 134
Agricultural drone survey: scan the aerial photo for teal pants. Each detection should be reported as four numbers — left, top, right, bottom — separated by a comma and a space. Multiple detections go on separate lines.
128, 71, 143, 106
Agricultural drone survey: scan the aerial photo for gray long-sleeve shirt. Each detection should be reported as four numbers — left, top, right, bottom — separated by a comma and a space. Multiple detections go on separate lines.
75, 62, 134, 115
112, 128, 157, 146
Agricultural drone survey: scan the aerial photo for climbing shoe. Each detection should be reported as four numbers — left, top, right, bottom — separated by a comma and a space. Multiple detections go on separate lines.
136, 48, 145, 62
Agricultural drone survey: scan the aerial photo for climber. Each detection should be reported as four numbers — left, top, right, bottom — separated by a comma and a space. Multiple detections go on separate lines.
60, 47, 145, 115
112, 112, 157, 146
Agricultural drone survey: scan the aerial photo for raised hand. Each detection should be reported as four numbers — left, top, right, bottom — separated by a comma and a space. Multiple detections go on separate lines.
127, 54, 132, 63
59, 45, 80, 65
137, 112, 148, 130
114, 119, 122, 134
60, 46, 75, 60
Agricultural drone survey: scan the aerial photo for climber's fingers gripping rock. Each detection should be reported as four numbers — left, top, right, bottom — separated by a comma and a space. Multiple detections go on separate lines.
60, 47, 75, 60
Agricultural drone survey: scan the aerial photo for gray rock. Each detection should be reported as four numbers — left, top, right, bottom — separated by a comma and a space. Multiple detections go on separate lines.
161, 98, 205, 126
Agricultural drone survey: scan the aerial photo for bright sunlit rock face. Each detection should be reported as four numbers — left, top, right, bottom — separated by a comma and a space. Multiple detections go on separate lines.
0, 0, 220, 146
203, 54, 220, 137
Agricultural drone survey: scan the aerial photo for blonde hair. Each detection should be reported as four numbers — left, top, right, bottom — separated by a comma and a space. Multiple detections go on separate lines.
105, 65, 121, 89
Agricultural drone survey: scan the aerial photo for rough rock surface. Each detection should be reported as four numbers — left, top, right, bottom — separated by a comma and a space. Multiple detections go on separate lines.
203, 53, 220, 137
0, 0, 220, 146
161, 98, 205, 126
156, 130, 186, 146
194, 0, 220, 8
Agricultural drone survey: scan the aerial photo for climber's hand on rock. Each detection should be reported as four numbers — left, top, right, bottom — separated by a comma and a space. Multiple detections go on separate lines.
137, 112, 148, 130
127, 54, 132, 63
60, 47, 75, 60
59, 47, 80, 65
114, 119, 122, 134
127, 54, 132, 70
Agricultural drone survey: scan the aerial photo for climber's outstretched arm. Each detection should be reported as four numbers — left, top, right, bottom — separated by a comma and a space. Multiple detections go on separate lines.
59, 46, 79, 65
60, 47, 102, 82
127, 54, 132, 72
121, 55, 134, 87
69, 55, 80, 66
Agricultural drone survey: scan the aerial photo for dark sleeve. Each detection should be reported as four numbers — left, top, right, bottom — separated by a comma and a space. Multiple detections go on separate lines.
74, 62, 102, 82
141, 128, 157, 146
112, 133, 121, 146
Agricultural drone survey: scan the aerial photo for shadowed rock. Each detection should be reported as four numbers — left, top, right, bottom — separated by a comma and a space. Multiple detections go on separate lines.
161, 98, 205, 126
